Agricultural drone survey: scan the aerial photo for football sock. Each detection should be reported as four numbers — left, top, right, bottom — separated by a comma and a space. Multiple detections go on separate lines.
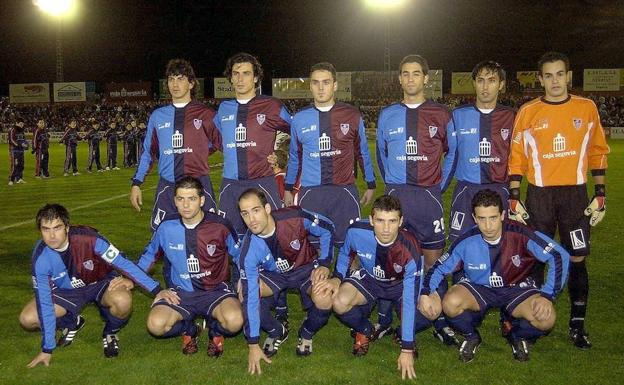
275, 290, 289, 320
260, 297, 283, 338
511, 318, 546, 341
376, 299, 394, 327
568, 260, 589, 330
299, 306, 331, 339
158, 320, 195, 339
99, 306, 129, 336
57, 312, 79, 330
338, 305, 373, 336
447, 310, 480, 340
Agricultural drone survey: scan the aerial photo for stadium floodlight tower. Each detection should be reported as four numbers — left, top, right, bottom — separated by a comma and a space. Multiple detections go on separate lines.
364, 0, 406, 82
34, 0, 77, 82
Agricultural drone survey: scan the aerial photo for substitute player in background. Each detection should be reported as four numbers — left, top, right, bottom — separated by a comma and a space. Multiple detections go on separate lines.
442, 61, 516, 241
19, 204, 163, 367
137, 176, 242, 357
8, 117, 28, 185
284, 62, 376, 246
508, 51, 609, 349
130, 59, 222, 231
86, 120, 104, 173
60, 119, 80, 176
33, 118, 51, 178
376, 55, 456, 345
214, 52, 292, 240
105, 120, 120, 170
419, 189, 569, 362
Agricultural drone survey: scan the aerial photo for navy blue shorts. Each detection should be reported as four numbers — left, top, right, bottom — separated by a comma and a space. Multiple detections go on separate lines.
297, 184, 361, 245
344, 268, 405, 312
260, 263, 315, 310
219, 175, 282, 239
457, 280, 540, 316
152, 283, 237, 320
449, 181, 509, 242
151, 175, 217, 231
52, 279, 111, 314
386, 184, 445, 250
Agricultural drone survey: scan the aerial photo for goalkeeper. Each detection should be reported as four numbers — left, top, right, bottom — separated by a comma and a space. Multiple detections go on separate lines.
507, 51, 610, 350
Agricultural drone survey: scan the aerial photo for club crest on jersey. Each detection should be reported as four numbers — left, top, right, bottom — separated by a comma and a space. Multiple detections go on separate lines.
428, 125, 438, 138
501, 128, 510, 141
256, 114, 266, 125
511, 254, 521, 267
193, 119, 202, 130
340, 123, 350, 135
570, 229, 586, 250
290, 239, 301, 250
83, 260, 94, 271
451, 212, 465, 231
154, 208, 167, 226
573, 118, 582, 130
393, 263, 403, 273
206, 244, 216, 256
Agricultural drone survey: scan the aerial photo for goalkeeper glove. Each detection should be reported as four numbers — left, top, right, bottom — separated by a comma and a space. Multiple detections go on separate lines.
585, 184, 605, 227
508, 187, 529, 225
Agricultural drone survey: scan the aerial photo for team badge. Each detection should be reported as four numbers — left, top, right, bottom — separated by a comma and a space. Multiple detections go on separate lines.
290, 239, 301, 250
501, 128, 510, 141
428, 125, 438, 138
206, 244, 216, 256
340, 123, 350, 135
570, 229, 586, 250
573, 118, 582, 130
451, 212, 465, 231
83, 260, 94, 271
187, 254, 200, 273
154, 208, 166, 226
511, 254, 521, 267
193, 119, 202, 130
256, 114, 266, 125
393, 263, 403, 273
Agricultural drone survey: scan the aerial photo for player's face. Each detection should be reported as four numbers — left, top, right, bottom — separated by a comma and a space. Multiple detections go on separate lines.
239, 195, 272, 236
37, 120, 45, 129
474, 69, 504, 107
399, 62, 428, 100
473, 205, 504, 242
69, 121, 76, 129
310, 70, 337, 107
174, 187, 205, 223
40, 218, 69, 250
167, 74, 194, 103
231, 62, 258, 99
370, 209, 403, 244
539, 60, 569, 102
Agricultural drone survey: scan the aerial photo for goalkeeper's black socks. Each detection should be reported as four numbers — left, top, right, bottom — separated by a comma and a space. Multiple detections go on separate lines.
568, 260, 589, 330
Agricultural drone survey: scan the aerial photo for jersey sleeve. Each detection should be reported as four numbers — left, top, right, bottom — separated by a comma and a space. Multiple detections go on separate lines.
239, 235, 268, 344
355, 117, 376, 189
375, 111, 388, 182
94, 237, 161, 295
587, 104, 609, 171
284, 118, 301, 190
441, 117, 458, 193
32, 249, 57, 353
301, 209, 335, 267
277, 105, 293, 134
137, 228, 165, 273
400, 258, 419, 350
333, 230, 355, 280
132, 114, 158, 185
421, 248, 462, 295
527, 232, 570, 299
508, 108, 529, 180
204, 113, 223, 153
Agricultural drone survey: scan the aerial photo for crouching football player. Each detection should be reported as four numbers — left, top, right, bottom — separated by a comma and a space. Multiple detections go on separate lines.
20, 204, 164, 367
137, 176, 243, 357
418, 189, 570, 362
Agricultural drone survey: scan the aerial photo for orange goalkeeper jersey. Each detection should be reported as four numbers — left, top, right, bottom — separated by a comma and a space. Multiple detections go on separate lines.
508, 95, 609, 187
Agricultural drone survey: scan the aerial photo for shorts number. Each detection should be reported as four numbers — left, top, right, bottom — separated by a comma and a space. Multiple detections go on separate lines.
433, 218, 444, 234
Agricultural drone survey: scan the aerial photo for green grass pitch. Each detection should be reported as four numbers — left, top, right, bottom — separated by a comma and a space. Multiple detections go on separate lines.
1, 140, 622, 385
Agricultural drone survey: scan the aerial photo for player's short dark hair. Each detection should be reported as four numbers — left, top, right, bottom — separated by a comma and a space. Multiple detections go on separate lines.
238, 188, 268, 208
36, 204, 70, 229
166, 58, 197, 96
472, 60, 506, 82
175, 175, 204, 197
471, 189, 504, 214
538, 51, 570, 75
371, 195, 402, 218
399, 55, 429, 76
310, 62, 337, 82
224, 52, 263, 85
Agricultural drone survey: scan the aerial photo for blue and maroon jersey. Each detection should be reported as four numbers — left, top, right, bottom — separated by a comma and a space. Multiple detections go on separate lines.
422, 220, 569, 299
376, 101, 450, 187
335, 221, 424, 350
214, 96, 291, 180
137, 213, 239, 291
33, 127, 49, 152
86, 128, 102, 146
31, 226, 162, 353
8, 126, 27, 152
285, 103, 376, 190
132, 101, 221, 185
238, 207, 334, 343
441, 104, 516, 191
60, 127, 79, 147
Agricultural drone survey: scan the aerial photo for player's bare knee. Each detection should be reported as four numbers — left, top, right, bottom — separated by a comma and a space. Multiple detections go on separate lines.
146, 314, 169, 336
106, 290, 133, 317
441, 294, 463, 317
311, 292, 333, 310
332, 293, 351, 315
222, 310, 244, 333
19, 307, 40, 331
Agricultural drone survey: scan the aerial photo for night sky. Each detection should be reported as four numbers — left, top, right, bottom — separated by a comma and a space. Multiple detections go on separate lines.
1, 0, 623, 93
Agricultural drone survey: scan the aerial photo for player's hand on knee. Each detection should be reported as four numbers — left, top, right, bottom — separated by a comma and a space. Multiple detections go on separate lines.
585, 185, 606, 227
313, 277, 340, 298
27, 352, 51, 368
130, 186, 143, 211
154, 289, 180, 305
531, 296, 553, 322
418, 293, 440, 320
311, 266, 330, 285
248, 344, 271, 375
397, 351, 416, 380
108, 276, 134, 291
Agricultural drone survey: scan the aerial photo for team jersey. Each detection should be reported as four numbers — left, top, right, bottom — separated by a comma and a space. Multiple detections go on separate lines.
31, 226, 161, 353
508, 95, 609, 187
133, 101, 221, 185
335, 221, 424, 350
422, 220, 569, 299
376, 101, 450, 187
33, 127, 50, 152
8, 126, 27, 152
442, 104, 516, 191
60, 127, 79, 147
106, 128, 119, 144
86, 129, 102, 145
285, 103, 376, 190
137, 213, 239, 291
214, 96, 291, 180
239, 207, 334, 344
